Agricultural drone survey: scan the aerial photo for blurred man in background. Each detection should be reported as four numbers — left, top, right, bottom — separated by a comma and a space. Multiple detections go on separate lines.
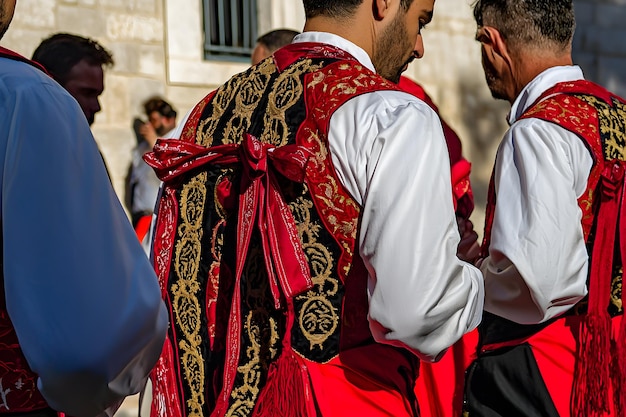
32, 33, 113, 126
126, 96, 178, 241
32, 33, 115, 178
251, 28, 300, 65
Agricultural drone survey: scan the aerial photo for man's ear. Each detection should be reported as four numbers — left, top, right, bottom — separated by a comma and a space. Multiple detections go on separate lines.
373, 0, 390, 21
483, 26, 513, 67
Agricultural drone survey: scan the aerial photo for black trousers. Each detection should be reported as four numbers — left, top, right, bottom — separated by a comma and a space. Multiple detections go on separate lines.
463, 343, 560, 417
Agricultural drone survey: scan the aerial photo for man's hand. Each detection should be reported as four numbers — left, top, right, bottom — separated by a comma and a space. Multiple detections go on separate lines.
139, 122, 158, 148
456, 216, 480, 263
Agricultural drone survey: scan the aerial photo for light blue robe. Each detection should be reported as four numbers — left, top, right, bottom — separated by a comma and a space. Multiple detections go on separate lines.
0, 54, 167, 417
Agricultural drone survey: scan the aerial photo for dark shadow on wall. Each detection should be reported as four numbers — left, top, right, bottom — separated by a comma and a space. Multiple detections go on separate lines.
456, 74, 509, 236
572, 1, 626, 98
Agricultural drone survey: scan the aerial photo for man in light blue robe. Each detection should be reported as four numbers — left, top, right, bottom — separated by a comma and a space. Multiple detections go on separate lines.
0, 2, 168, 416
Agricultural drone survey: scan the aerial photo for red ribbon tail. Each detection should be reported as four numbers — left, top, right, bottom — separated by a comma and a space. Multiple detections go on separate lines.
236, 181, 259, 281
266, 176, 312, 299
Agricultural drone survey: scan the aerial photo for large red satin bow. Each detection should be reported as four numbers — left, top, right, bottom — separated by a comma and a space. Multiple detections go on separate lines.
144, 133, 314, 308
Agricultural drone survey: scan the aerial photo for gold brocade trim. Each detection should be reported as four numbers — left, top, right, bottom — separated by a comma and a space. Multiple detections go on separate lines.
172, 172, 208, 417
611, 267, 623, 313
226, 312, 280, 417
292, 192, 339, 353
261, 59, 316, 147
310, 161, 359, 275
301, 65, 377, 279
577, 95, 626, 160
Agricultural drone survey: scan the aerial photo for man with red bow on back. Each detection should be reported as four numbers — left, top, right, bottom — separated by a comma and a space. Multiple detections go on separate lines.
143, 0, 485, 416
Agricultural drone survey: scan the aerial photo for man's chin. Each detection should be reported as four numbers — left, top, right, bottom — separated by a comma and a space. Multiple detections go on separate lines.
380, 75, 400, 84
489, 88, 508, 101
384, 69, 403, 84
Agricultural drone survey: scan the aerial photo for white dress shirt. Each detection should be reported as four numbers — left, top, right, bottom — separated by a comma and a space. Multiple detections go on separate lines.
169, 32, 485, 361
482, 65, 592, 325
0, 55, 168, 417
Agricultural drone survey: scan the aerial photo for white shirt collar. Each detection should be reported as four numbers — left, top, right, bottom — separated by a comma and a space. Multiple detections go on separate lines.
508, 65, 585, 125
292, 32, 376, 73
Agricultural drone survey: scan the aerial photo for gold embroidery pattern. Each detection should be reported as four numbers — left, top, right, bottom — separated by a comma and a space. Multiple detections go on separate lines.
261, 59, 317, 147
225, 195, 279, 407
227, 245, 281, 416
171, 172, 208, 417
292, 193, 339, 352
611, 266, 623, 314
578, 95, 626, 161
196, 59, 285, 147
524, 98, 598, 137
306, 133, 360, 278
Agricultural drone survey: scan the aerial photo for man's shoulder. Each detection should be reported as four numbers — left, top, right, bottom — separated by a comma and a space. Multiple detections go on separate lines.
0, 55, 74, 108
1, 54, 43, 79
351, 88, 438, 118
1, 55, 59, 94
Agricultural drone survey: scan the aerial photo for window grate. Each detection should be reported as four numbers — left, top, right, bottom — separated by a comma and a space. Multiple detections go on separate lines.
202, 0, 258, 61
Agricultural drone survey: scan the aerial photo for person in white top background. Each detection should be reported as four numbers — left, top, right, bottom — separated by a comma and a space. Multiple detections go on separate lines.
464, 0, 626, 416
142, 0, 484, 415
0, 1, 168, 417
125, 96, 178, 242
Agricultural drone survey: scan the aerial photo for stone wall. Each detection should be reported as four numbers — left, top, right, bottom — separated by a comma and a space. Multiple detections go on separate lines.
4, 0, 171, 199
3, 0, 625, 232
573, 0, 626, 98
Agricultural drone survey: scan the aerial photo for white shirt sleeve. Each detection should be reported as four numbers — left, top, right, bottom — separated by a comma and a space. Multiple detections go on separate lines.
328, 91, 484, 362
1, 66, 168, 417
481, 118, 592, 324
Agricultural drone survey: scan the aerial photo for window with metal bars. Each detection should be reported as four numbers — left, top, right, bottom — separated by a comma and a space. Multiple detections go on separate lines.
202, 0, 258, 61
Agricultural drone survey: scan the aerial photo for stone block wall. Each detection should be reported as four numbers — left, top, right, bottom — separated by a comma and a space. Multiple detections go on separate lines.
3, 0, 625, 232
573, 0, 626, 98
3, 0, 172, 200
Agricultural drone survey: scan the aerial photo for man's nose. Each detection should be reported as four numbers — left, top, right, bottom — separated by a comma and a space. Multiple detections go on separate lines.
414, 36, 424, 59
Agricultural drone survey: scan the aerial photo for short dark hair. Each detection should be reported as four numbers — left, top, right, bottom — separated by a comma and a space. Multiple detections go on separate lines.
473, 0, 575, 50
143, 96, 177, 119
257, 29, 300, 54
32, 33, 114, 86
303, 0, 414, 19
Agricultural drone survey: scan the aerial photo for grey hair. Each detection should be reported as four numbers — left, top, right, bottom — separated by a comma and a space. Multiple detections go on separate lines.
473, 0, 575, 51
